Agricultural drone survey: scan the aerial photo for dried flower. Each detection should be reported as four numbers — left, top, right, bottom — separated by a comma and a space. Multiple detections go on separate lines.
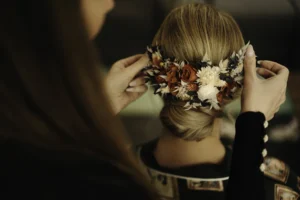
184, 101, 202, 110
145, 43, 249, 111
166, 65, 179, 84
187, 83, 198, 91
174, 82, 191, 101
197, 66, 226, 87
151, 51, 163, 67
169, 83, 179, 96
219, 59, 229, 73
181, 65, 198, 82
197, 84, 219, 103
230, 62, 243, 77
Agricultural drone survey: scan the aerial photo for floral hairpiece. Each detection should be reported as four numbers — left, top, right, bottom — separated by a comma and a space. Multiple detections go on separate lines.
144, 42, 250, 110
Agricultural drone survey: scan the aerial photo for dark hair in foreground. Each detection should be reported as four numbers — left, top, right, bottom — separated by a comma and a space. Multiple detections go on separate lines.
0, 0, 152, 196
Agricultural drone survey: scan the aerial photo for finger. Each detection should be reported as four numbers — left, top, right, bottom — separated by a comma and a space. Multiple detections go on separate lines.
116, 54, 144, 68
279, 94, 286, 105
124, 55, 149, 79
129, 76, 146, 87
243, 45, 257, 81
126, 85, 148, 93
258, 60, 289, 81
256, 68, 276, 79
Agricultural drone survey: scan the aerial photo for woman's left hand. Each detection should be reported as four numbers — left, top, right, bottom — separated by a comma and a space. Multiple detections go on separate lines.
105, 54, 149, 114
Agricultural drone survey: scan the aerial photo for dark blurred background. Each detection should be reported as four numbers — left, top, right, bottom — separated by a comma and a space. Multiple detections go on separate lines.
96, 0, 300, 174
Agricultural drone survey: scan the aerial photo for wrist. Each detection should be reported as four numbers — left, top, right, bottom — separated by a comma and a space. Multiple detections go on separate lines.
110, 101, 122, 115
241, 107, 266, 120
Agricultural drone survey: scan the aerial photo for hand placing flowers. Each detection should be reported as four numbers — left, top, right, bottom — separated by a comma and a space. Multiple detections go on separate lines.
105, 54, 149, 115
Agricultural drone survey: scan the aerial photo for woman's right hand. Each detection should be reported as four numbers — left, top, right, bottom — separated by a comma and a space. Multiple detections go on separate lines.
241, 45, 289, 121
104, 54, 149, 115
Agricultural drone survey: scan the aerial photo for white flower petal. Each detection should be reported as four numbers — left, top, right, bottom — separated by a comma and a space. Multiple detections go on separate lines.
184, 102, 191, 108
147, 46, 153, 53
181, 80, 188, 86
230, 52, 236, 58
174, 63, 180, 67
160, 83, 167, 87
197, 85, 219, 102
234, 76, 243, 82
196, 66, 226, 87
147, 70, 154, 76
219, 59, 229, 73
202, 53, 210, 62
211, 101, 221, 110
160, 86, 170, 94
184, 104, 193, 111
159, 75, 167, 80
175, 85, 190, 101
180, 61, 185, 68
192, 103, 202, 109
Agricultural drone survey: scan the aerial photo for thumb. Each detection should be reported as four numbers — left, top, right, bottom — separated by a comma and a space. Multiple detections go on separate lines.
243, 45, 257, 81
124, 54, 149, 79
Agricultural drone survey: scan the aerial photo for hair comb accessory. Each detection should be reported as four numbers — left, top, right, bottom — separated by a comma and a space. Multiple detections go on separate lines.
144, 42, 250, 110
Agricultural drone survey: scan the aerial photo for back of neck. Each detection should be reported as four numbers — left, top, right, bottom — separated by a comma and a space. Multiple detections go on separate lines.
154, 118, 225, 168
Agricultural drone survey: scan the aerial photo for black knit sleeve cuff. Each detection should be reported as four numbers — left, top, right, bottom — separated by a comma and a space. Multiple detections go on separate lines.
226, 111, 267, 200
236, 112, 266, 133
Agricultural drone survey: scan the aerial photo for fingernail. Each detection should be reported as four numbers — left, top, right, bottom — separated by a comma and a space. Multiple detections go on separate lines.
129, 81, 136, 87
246, 45, 255, 57
257, 60, 262, 64
126, 88, 134, 92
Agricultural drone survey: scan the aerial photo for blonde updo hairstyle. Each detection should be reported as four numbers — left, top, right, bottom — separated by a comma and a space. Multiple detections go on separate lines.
154, 3, 244, 141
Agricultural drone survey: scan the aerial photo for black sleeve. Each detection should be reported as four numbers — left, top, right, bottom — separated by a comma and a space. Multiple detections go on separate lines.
225, 112, 266, 200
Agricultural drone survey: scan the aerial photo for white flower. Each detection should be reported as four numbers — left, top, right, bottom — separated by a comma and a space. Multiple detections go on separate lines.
219, 59, 229, 73
197, 84, 221, 110
236, 42, 250, 62
202, 53, 212, 65
184, 102, 202, 110
174, 84, 190, 101
197, 84, 219, 102
196, 66, 226, 87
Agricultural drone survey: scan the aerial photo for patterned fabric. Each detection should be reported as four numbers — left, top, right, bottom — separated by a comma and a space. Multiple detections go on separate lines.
138, 140, 300, 200
264, 157, 290, 183
274, 184, 299, 200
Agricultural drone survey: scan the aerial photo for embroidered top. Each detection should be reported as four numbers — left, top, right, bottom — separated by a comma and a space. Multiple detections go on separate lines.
138, 139, 300, 200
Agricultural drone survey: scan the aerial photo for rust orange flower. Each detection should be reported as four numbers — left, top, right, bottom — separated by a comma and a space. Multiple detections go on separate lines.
166, 65, 179, 84
187, 83, 198, 92
181, 65, 198, 82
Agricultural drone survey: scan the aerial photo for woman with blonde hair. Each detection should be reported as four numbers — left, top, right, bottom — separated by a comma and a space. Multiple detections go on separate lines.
139, 3, 298, 200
